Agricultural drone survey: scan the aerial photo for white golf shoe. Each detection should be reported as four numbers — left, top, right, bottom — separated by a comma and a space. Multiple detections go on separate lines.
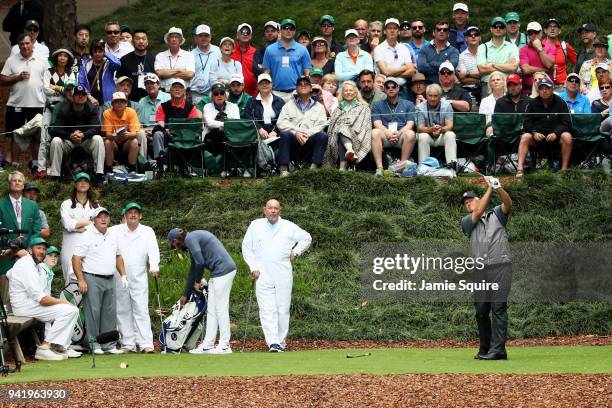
35, 345, 65, 361
209, 346, 232, 355
189, 344, 215, 354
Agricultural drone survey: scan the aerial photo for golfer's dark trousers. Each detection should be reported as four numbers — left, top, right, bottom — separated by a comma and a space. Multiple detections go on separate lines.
474, 263, 512, 354
277, 131, 328, 166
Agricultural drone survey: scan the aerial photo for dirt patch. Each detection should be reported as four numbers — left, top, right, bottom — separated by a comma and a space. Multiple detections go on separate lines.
1, 374, 611, 407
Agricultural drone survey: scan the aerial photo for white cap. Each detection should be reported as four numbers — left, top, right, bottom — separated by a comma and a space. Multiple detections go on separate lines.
384, 18, 400, 28
595, 62, 610, 71
526, 21, 542, 32
264, 21, 280, 30
237, 23, 252, 33
92, 207, 110, 218
257, 73, 272, 83
384, 77, 401, 86
169, 78, 186, 87
111, 92, 127, 101
143, 73, 160, 83
194, 24, 211, 36
164, 27, 185, 45
219, 36, 234, 46
453, 2, 469, 12
344, 29, 359, 38
230, 73, 244, 84
439, 61, 455, 72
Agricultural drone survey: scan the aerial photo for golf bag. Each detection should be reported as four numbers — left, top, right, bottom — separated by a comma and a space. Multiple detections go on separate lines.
159, 288, 207, 352
59, 281, 86, 345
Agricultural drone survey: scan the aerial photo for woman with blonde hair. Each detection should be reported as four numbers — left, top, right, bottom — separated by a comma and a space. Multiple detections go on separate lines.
530, 71, 550, 98
310, 37, 335, 74
479, 71, 507, 135
324, 80, 372, 169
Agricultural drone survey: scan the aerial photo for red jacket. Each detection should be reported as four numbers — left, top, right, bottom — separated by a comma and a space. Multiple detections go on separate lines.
231, 42, 257, 96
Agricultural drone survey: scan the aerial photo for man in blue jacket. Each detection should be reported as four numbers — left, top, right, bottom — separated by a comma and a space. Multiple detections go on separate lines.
417, 22, 459, 84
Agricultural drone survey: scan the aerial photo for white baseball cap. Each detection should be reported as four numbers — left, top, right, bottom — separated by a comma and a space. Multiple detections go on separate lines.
194, 24, 211, 36
264, 21, 280, 30
169, 78, 186, 87
164, 27, 185, 45
143, 73, 160, 83
237, 23, 252, 33
453, 2, 469, 12
111, 92, 127, 102
439, 61, 455, 72
230, 73, 244, 84
92, 207, 110, 218
526, 22, 543, 32
344, 29, 359, 38
219, 36, 234, 46
384, 18, 400, 28
257, 73, 272, 83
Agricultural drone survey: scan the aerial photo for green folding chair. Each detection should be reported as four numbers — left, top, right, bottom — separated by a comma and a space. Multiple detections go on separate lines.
453, 113, 488, 173
222, 119, 259, 178
570, 113, 608, 169
166, 118, 205, 177
490, 113, 524, 174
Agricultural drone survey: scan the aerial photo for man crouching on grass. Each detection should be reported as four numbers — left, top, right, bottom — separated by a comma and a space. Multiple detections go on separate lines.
461, 176, 512, 360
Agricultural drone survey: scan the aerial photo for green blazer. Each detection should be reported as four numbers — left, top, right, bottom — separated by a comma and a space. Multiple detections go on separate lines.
0, 195, 41, 275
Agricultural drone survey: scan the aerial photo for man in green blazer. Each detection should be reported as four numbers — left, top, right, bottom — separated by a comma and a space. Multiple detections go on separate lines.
0, 170, 42, 309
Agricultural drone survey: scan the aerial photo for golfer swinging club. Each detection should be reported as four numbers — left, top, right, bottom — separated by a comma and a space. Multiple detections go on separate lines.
461, 176, 513, 360
242, 199, 312, 352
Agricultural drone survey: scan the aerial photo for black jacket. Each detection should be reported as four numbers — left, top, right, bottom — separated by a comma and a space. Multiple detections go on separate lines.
523, 94, 571, 136
244, 95, 285, 133
494, 93, 531, 114
117, 51, 156, 101
52, 102, 100, 141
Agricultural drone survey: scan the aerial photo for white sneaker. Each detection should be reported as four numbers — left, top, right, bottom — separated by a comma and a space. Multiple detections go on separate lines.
64, 348, 82, 358
93, 348, 104, 355
242, 169, 252, 178
209, 346, 232, 354
141, 347, 155, 354
35, 346, 65, 361
105, 348, 124, 355
121, 347, 137, 353
70, 344, 87, 352
189, 344, 215, 354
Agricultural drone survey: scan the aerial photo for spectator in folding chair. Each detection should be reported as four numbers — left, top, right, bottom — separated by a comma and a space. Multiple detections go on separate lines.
102, 92, 142, 174
408, 20, 427, 59
591, 77, 611, 121
139, 73, 170, 152
244, 73, 285, 143
202, 83, 240, 155
529, 71, 551, 98
371, 77, 417, 176
438, 61, 472, 112
517, 77, 572, 177
358, 69, 386, 107
227, 74, 252, 117
479, 71, 507, 135
276, 76, 328, 176
309, 67, 338, 117
559, 73, 591, 114
151, 78, 201, 162
48, 85, 105, 184
23, 182, 50, 239
416, 83, 457, 165
494, 74, 530, 114
519, 22, 555, 95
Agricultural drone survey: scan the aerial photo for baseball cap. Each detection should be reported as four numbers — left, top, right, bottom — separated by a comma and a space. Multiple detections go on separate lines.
143, 73, 160, 83
320, 15, 334, 25
24, 19, 39, 29
384, 18, 400, 28
280, 18, 296, 28
593, 37, 609, 48
72, 85, 88, 96
504, 12, 520, 23
28, 236, 48, 248
46, 246, 60, 255
211, 82, 226, 93
92, 207, 110, 218
230, 73, 244, 84
526, 22, 543, 32
536, 77, 554, 88
311, 36, 328, 46
491, 17, 506, 27
167, 228, 181, 244
219, 36, 234, 46
170, 78, 186, 87
73, 172, 90, 183
344, 29, 359, 38
237, 23, 252, 34
296, 75, 311, 85
194, 24, 211, 36
439, 61, 455, 72
545, 18, 561, 28
595, 62, 610, 71
111, 91, 127, 102
264, 21, 280, 30
257, 73, 272, 83
164, 27, 185, 45
384, 77, 401, 86
453, 2, 469, 12
297, 30, 310, 38
23, 182, 39, 192
123, 202, 142, 213
412, 72, 428, 83
309, 66, 324, 77
506, 74, 522, 85
120, 207, 126, 217
461, 191, 478, 204
566, 73, 581, 83
578, 23, 596, 33
114, 76, 133, 85
466, 26, 480, 35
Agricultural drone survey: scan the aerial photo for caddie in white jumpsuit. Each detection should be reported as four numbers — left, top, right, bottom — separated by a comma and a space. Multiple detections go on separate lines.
111, 202, 160, 353
242, 199, 312, 352
7, 237, 81, 360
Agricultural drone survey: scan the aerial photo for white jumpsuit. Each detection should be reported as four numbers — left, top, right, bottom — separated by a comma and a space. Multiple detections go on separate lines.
7, 255, 78, 348
111, 223, 160, 350
242, 217, 312, 348
60, 199, 96, 284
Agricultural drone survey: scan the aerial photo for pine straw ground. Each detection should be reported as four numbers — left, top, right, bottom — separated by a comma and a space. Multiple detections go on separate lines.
1, 336, 611, 408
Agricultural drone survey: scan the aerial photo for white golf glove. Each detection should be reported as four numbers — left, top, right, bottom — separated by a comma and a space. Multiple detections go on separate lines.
121, 275, 129, 289
489, 177, 501, 190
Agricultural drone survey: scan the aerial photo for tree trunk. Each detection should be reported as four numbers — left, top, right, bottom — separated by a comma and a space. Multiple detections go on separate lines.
43, 0, 77, 51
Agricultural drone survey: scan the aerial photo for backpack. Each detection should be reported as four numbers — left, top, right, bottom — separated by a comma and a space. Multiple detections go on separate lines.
159, 289, 207, 353
257, 139, 277, 172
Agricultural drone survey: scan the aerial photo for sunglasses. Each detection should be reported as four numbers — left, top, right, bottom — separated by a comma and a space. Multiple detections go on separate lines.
239, 29, 251, 36
567, 78, 580, 84
212, 91, 225, 96
281, 26, 295, 31
440, 70, 453, 76
321, 23, 333, 28
27, 26, 39, 32
393, 49, 398, 60
412, 25, 424, 30
106, 30, 120, 35
526, 30, 541, 36
385, 84, 398, 89
466, 33, 480, 38
435, 28, 449, 32
492, 24, 506, 30
599, 85, 611, 90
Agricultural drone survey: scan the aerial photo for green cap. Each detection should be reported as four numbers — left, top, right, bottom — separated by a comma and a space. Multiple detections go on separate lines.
73, 172, 91, 183
29, 236, 48, 248
63, 80, 78, 91
47, 245, 60, 255
504, 12, 520, 23
309, 66, 324, 77
280, 18, 296, 28
320, 15, 335, 25
120, 208, 126, 216
124, 202, 143, 213
491, 17, 506, 27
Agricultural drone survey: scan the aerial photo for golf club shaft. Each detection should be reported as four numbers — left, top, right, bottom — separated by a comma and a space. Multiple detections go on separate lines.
154, 276, 165, 352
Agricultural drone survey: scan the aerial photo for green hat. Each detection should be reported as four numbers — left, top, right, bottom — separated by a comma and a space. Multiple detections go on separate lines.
73, 172, 91, 183
280, 18, 296, 28
46, 245, 60, 255
491, 17, 506, 27
63, 80, 78, 92
124, 202, 143, 213
320, 15, 334, 25
309, 66, 324, 77
29, 236, 48, 248
120, 208, 126, 216
504, 12, 520, 23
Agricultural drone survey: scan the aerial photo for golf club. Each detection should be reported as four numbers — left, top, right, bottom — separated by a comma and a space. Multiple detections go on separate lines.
154, 276, 166, 354
240, 280, 255, 353
346, 352, 372, 358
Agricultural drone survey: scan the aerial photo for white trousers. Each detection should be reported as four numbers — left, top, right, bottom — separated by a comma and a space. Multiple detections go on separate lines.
256, 269, 292, 347
201, 270, 236, 349
13, 302, 78, 348
116, 278, 153, 349
417, 131, 457, 163
48, 135, 105, 176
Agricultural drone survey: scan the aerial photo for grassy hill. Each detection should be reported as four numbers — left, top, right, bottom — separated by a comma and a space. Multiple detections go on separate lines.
21, 170, 612, 341
88, 0, 611, 54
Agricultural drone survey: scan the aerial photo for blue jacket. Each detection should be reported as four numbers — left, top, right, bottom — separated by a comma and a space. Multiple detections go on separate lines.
244, 94, 285, 133
417, 40, 460, 84
78, 52, 121, 103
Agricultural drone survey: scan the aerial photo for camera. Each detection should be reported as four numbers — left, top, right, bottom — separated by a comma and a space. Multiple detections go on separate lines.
0, 228, 28, 250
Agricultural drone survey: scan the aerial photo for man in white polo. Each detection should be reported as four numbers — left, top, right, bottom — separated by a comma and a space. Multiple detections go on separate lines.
72, 207, 128, 355
154, 27, 196, 91
373, 18, 416, 89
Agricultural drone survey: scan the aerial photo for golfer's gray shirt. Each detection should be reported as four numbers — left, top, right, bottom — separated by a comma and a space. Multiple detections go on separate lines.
461, 205, 511, 265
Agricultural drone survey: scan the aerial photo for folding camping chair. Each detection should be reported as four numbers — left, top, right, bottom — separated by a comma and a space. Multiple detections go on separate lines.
453, 112, 488, 173
490, 113, 524, 174
222, 119, 259, 178
570, 113, 608, 169
166, 118, 205, 177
